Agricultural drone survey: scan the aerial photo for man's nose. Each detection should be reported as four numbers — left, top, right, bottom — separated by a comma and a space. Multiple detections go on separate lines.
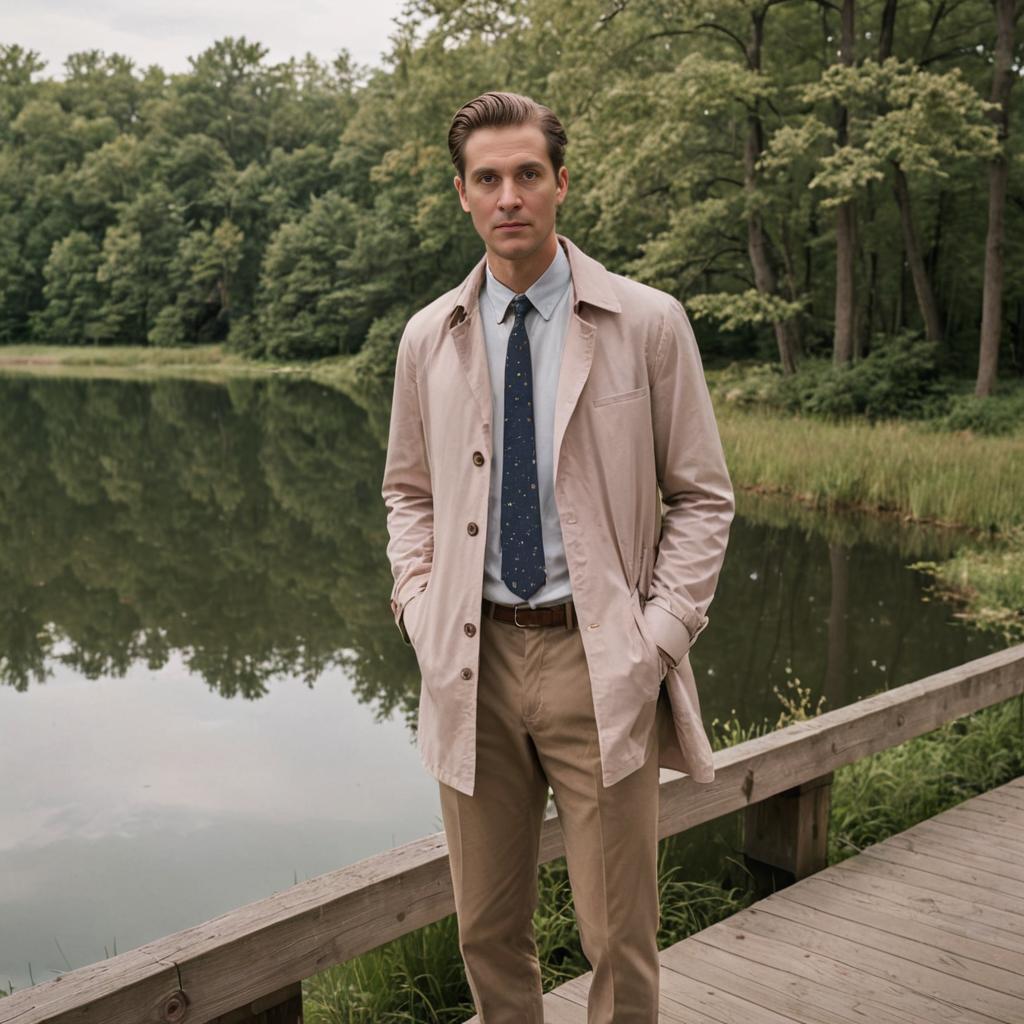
498, 182, 522, 210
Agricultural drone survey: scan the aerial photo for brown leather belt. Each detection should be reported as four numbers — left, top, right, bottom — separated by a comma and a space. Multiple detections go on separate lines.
481, 597, 578, 630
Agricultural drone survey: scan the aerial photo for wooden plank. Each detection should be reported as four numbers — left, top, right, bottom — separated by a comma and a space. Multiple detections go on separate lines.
956, 792, 1024, 824
663, 933, 924, 1023
916, 815, 1024, 857
775, 875, 1024, 974
756, 888, 1024, 997
715, 903, 1023, 1019
969, 790, 1024, 814
656, 959, 804, 1024
885, 825, 1024, 885
859, 840, 1024, 899
0, 952, 179, 1024
831, 849, 1024, 919
806, 867, 1024, 955
977, 775, 1024, 799
933, 805, 1024, 842
967, 782, 1024, 807
540, 991, 589, 1024
548, 964, 751, 1024
992, 775, 1024, 797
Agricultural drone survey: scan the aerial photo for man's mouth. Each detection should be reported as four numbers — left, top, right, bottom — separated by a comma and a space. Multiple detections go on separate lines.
496, 222, 527, 230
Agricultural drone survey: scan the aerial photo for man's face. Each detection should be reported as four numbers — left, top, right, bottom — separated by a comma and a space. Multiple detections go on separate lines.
454, 122, 569, 262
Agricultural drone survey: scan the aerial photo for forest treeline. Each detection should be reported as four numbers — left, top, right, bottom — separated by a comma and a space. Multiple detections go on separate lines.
1, 0, 1021, 390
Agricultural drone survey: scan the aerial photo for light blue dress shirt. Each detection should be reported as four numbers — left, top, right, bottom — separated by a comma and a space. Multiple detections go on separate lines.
480, 242, 573, 608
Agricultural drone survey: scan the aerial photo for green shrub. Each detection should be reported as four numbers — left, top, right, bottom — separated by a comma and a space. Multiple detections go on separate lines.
713, 333, 951, 422
934, 390, 1024, 436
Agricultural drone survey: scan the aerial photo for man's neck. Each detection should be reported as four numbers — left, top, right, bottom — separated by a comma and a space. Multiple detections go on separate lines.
485, 233, 559, 295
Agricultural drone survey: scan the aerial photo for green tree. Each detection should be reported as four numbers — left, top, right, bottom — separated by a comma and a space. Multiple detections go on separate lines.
31, 231, 106, 344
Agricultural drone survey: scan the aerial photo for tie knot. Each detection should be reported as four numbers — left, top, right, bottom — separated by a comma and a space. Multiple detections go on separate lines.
511, 293, 532, 321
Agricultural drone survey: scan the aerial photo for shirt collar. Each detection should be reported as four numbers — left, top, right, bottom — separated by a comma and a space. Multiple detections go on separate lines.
483, 241, 572, 324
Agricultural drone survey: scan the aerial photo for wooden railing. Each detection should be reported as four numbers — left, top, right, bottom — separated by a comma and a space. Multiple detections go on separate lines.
3, 644, 1022, 1024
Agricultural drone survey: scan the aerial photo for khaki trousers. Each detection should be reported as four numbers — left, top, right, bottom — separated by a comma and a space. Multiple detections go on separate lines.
438, 606, 661, 1023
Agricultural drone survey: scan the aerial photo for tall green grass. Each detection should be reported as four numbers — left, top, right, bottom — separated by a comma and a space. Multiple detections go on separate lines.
716, 406, 1024, 533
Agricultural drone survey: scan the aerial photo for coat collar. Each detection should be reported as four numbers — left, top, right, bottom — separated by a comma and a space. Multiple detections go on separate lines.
446, 233, 612, 487
446, 233, 621, 330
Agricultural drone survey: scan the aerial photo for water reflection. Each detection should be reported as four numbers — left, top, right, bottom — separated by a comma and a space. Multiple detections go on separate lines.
1, 375, 419, 720
0, 374, 1001, 712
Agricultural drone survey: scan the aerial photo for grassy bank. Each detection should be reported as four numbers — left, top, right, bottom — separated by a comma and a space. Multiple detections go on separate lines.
0, 343, 375, 390
301, 680, 1024, 1022
909, 542, 1024, 646
715, 404, 1024, 534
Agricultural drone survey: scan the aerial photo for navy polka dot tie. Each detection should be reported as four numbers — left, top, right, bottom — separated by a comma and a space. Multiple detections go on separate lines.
500, 293, 546, 599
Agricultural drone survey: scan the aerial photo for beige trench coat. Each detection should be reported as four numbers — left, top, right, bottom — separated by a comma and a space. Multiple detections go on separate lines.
381, 234, 734, 796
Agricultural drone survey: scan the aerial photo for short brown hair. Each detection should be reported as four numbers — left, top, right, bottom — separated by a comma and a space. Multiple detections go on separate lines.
448, 91, 568, 181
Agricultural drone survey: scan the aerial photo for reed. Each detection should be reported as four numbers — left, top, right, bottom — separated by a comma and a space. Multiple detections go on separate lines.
716, 406, 1024, 534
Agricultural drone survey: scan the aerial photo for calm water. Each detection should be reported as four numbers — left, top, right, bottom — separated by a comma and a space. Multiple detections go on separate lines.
0, 374, 1004, 992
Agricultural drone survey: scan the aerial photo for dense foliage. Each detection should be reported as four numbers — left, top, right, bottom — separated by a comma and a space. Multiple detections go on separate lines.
0, 0, 1021, 382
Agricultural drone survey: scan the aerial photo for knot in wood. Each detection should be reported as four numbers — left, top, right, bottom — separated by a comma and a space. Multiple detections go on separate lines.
161, 988, 189, 1023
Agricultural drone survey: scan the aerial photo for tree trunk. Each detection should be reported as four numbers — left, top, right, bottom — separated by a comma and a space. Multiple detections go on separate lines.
745, 4, 801, 374
833, 0, 857, 366
891, 162, 944, 344
976, 0, 1017, 397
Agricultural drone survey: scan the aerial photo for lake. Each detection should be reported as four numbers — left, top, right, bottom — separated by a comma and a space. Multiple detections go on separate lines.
0, 373, 1003, 993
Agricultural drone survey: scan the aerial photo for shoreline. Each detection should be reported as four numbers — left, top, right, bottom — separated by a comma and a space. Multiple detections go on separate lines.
0, 344, 370, 389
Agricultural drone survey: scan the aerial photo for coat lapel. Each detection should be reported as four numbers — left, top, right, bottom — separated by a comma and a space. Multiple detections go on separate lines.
444, 235, 623, 474
447, 254, 491, 429
552, 310, 594, 486
449, 311, 491, 430
551, 235, 621, 486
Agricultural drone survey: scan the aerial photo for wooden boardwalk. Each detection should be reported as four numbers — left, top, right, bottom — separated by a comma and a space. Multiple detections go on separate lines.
526, 774, 1024, 1023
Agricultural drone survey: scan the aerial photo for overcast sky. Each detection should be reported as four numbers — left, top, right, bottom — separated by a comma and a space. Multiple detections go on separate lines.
1, 0, 410, 79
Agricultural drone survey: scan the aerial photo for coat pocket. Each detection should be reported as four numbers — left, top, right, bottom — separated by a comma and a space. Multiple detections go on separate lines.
403, 587, 429, 649
592, 384, 649, 408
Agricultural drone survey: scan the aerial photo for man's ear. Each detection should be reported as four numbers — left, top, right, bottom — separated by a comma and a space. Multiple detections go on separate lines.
454, 175, 470, 213
556, 165, 569, 206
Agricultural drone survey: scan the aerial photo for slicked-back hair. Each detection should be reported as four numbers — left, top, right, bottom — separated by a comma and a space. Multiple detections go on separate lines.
448, 91, 568, 181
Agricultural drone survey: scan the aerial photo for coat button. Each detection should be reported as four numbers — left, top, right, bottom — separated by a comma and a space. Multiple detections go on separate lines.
461, 667, 473, 679
464, 623, 477, 636
472, 451, 485, 466
467, 521, 479, 535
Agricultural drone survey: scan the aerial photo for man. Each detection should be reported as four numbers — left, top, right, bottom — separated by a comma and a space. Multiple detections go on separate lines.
381, 91, 734, 1023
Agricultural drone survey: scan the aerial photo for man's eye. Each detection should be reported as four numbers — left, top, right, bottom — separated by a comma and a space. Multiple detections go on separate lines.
523, 170, 539, 180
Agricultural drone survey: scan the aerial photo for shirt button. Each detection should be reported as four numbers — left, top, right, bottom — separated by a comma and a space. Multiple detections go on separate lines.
472, 451, 485, 466
464, 623, 477, 637
460, 667, 473, 679
467, 521, 479, 536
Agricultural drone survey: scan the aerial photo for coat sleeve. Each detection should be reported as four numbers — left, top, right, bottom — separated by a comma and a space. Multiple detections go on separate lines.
642, 296, 735, 667
381, 323, 434, 645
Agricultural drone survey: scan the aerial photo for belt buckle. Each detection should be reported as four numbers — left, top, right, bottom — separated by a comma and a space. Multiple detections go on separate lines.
513, 603, 540, 628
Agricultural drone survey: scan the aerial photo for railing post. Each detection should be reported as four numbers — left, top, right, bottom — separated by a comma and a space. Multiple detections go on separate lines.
742, 771, 833, 895
208, 981, 303, 1024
